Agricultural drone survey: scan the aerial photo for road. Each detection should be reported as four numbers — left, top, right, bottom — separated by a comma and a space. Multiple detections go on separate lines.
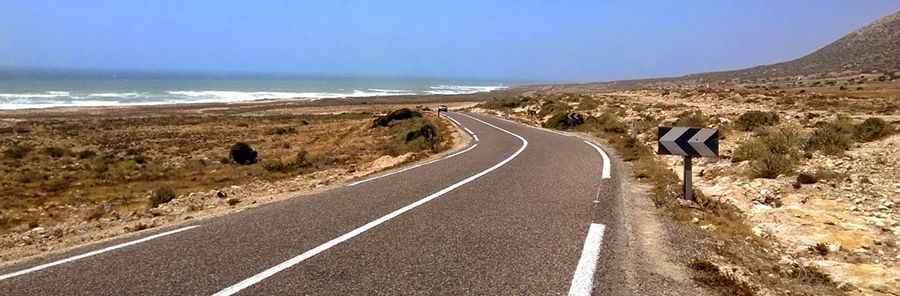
0, 112, 626, 295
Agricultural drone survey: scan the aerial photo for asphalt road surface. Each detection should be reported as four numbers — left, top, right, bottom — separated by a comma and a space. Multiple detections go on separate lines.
0, 112, 626, 295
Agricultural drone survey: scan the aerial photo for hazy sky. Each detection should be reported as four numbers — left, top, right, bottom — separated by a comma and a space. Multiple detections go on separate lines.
1, 1, 898, 82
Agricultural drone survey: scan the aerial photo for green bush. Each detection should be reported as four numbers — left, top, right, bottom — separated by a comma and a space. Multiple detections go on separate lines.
855, 117, 893, 142
543, 113, 585, 130
732, 139, 767, 163
149, 187, 177, 208
806, 117, 855, 155
734, 126, 803, 178
751, 152, 797, 179
537, 100, 572, 118
735, 111, 780, 131
621, 135, 650, 162
577, 113, 626, 134
372, 108, 422, 127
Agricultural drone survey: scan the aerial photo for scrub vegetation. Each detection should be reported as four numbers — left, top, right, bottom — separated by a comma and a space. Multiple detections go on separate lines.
0, 107, 452, 234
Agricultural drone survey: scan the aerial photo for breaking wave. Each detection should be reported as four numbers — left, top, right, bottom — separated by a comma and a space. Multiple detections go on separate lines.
0, 84, 507, 110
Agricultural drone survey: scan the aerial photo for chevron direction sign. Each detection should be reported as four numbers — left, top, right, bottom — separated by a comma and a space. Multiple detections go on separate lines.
657, 127, 719, 158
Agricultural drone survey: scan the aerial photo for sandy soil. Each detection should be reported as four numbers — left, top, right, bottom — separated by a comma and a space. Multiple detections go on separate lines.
0, 100, 476, 268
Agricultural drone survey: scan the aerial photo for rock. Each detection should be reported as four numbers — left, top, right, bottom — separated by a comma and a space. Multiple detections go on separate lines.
828, 242, 842, 253
216, 191, 227, 199
30, 227, 46, 234
148, 208, 166, 217
752, 204, 773, 213
752, 226, 765, 237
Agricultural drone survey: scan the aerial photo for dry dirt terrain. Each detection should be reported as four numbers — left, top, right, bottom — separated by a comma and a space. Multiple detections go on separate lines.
0, 100, 476, 266
475, 76, 899, 295
476, 12, 900, 295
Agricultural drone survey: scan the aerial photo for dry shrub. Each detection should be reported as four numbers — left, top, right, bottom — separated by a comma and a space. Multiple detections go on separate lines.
149, 187, 176, 208
478, 96, 527, 111
372, 108, 422, 127
855, 117, 893, 142
42, 146, 68, 158
575, 112, 626, 135
3, 143, 32, 159
263, 150, 314, 173
732, 139, 767, 163
734, 126, 803, 178
76, 149, 97, 159
806, 117, 855, 155
537, 99, 572, 118
674, 110, 709, 127
688, 258, 755, 296
735, 111, 780, 131
809, 242, 830, 256
267, 126, 297, 135
751, 153, 797, 179
576, 97, 600, 111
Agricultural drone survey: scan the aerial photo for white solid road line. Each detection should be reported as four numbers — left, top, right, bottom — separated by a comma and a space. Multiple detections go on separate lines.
568, 223, 607, 296
347, 113, 479, 187
444, 113, 479, 142
212, 113, 529, 296
582, 140, 611, 179
484, 114, 612, 179
0, 225, 199, 281
347, 143, 479, 187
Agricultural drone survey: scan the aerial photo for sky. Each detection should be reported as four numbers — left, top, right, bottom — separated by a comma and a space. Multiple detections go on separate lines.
1, 1, 898, 82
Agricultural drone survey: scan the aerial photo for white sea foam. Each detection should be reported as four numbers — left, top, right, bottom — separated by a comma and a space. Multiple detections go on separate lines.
0, 91, 71, 99
87, 92, 142, 98
0, 84, 507, 109
425, 85, 507, 95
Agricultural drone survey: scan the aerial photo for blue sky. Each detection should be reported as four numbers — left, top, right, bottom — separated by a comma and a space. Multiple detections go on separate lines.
1, 1, 898, 82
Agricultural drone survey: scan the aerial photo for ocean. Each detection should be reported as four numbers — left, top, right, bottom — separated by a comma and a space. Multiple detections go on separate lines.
0, 72, 510, 109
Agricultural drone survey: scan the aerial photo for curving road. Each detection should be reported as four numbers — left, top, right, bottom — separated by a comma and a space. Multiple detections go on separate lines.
0, 112, 626, 295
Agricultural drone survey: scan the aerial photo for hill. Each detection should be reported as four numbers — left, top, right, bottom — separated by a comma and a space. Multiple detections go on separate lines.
683, 10, 900, 82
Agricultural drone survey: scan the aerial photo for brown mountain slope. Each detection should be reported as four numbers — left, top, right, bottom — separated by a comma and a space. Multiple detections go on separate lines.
684, 10, 900, 82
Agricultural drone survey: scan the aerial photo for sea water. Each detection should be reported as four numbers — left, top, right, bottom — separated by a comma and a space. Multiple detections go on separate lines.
0, 71, 510, 109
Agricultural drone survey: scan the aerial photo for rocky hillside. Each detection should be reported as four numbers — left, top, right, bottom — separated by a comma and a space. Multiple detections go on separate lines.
686, 11, 900, 81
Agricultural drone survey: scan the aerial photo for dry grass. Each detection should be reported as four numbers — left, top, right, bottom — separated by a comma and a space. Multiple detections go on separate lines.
0, 109, 451, 234
477, 94, 847, 296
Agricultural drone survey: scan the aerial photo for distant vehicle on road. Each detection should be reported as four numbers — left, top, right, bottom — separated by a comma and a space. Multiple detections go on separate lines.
438, 105, 449, 112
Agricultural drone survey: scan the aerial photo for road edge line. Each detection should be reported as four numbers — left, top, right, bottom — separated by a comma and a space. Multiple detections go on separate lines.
211, 112, 528, 296
0, 225, 199, 281
348, 112, 478, 187
582, 140, 611, 179
568, 223, 607, 296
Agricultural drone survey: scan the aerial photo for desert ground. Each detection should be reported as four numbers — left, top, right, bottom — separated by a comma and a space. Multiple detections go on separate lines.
0, 99, 477, 265
474, 71, 900, 295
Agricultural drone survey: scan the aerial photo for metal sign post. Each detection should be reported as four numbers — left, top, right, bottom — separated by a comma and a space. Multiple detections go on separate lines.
683, 156, 693, 201
657, 127, 719, 201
